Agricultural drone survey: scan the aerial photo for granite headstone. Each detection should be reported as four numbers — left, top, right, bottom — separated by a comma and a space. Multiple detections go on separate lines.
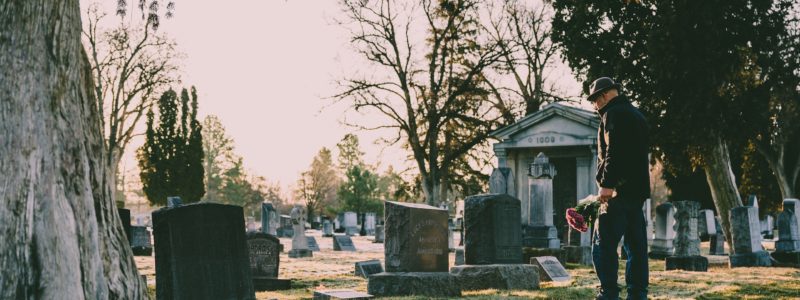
729, 206, 771, 267
463, 194, 522, 264
530, 256, 570, 282
649, 202, 676, 259
354, 260, 384, 278
772, 199, 800, 265
665, 201, 708, 271
246, 232, 291, 291
333, 235, 357, 252
261, 203, 279, 236
131, 225, 152, 256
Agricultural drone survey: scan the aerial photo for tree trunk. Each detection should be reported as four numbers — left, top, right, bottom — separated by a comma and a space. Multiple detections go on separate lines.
702, 138, 743, 245
0, 1, 147, 299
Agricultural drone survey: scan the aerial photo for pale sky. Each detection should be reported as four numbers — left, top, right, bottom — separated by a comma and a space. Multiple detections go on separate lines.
83, 0, 584, 198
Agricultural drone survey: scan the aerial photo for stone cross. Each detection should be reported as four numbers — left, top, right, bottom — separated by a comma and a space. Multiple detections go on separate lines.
288, 206, 312, 258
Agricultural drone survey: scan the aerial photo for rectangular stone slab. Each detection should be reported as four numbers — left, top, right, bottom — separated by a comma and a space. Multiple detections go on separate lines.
307, 236, 320, 251
464, 194, 523, 265
313, 290, 373, 299
530, 256, 570, 282
384, 201, 449, 272
355, 260, 384, 278
333, 235, 357, 251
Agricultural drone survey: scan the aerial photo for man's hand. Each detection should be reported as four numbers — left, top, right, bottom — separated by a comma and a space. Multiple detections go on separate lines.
598, 187, 615, 203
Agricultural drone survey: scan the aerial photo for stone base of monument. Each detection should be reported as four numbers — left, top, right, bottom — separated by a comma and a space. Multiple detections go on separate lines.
367, 272, 461, 297
132, 246, 152, 256
522, 248, 566, 266
522, 226, 561, 248
729, 251, 772, 268
288, 249, 313, 258
454, 248, 465, 266
253, 278, 292, 291
564, 246, 592, 266
770, 251, 800, 266
648, 239, 674, 259
665, 255, 709, 271
450, 264, 539, 291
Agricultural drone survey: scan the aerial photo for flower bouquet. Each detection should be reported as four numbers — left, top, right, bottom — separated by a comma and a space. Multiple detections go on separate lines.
565, 195, 607, 233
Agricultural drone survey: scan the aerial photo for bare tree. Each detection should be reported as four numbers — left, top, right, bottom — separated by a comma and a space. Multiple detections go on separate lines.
335, 0, 514, 206
83, 2, 182, 199
295, 148, 340, 221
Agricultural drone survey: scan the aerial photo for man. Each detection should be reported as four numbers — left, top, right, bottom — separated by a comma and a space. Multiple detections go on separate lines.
588, 77, 650, 300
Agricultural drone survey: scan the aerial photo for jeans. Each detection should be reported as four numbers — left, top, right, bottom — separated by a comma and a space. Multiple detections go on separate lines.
592, 196, 649, 300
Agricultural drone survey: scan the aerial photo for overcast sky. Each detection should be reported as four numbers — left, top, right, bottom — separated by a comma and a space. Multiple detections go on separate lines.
83, 0, 585, 199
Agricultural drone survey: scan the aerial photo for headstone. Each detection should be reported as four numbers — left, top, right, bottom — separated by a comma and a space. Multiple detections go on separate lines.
761, 215, 775, 239
649, 202, 676, 259
644, 198, 654, 245
665, 201, 708, 271
448, 228, 455, 252
365, 213, 376, 235
367, 201, 460, 297
261, 203, 279, 236
152, 203, 255, 300
344, 212, 359, 236
131, 226, 153, 256
279, 215, 293, 238
288, 206, 312, 258
323, 220, 334, 237
373, 225, 384, 243
307, 236, 320, 252
772, 199, 800, 265
167, 196, 182, 208
709, 217, 726, 255
747, 194, 759, 208
354, 260, 384, 278
334, 217, 342, 232
530, 256, 570, 282
246, 232, 291, 291
455, 248, 465, 266
729, 206, 771, 267
118, 208, 132, 243
698, 209, 716, 242
246, 216, 257, 232
462, 194, 522, 264
564, 229, 592, 266
313, 290, 373, 300
522, 153, 560, 249
333, 235, 356, 251
489, 167, 515, 196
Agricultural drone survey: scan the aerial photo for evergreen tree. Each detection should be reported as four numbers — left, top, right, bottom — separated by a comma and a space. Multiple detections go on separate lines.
138, 87, 205, 206
338, 165, 382, 217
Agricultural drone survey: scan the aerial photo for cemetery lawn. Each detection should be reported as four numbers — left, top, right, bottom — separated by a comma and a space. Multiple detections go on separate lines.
135, 232, 800, 299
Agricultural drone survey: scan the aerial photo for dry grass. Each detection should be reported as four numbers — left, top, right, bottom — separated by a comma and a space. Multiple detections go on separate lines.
136, 232, 800, 299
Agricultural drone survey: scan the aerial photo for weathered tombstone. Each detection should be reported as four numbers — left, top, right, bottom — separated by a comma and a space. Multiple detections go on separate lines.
344, 212, 359, 236
246, 232, 291, 291
729, 206, 771, 267
761, 215, 775, 239
367, 201, 460, 297
772, 199, 800, 265
131, 226, 153, 256
118, 208, 132, 243
313, 290, 374, 300
365, 213, 376, 235
333, 235, 357, 251
564, 229, 592, 266
665, 201, 708, 271
522, 153, 560, 249
323, 220, 334, 237
153, 203, 255, 300
698, 209, 716, 242
530, 256, 570, 282
649, 202, 676, 259
451, 194, 539, 291
373, 225, 384, 243
489, 167, 515, 196
709, 217, 726, 255
307, 236, 320, 252
354, 260, 384, 278
334, 216, 342, 233
455, 248, 465, 266
644, 198, 654, 245
261, 203, 279, 236
288, 206, 312, 258
279, 215, 293, 238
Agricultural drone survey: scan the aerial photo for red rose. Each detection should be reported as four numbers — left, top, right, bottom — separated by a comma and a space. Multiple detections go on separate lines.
566, 208, 589, 233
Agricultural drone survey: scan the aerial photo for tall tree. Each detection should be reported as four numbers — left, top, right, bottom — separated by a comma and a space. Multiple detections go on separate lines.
335, 0, 514, 206
337, 133, 365, 172
338, 165, 382, 217
295, 148, 340, 222
138, 87, 205, 206
202, 115, 235, 202
0, 0, 157, 297
83, 2, 181, 200
550, 0, 791, 240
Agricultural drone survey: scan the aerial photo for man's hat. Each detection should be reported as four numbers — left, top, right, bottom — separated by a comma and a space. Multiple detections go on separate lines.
587, 77, 621, 102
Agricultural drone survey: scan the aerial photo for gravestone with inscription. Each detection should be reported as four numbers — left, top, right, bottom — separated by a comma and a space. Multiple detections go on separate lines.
323, 220, 334, 237
333, 235, 357, 251
131, 226, 152, 256
279, 215, 293, 238
665, 201, 708, 271
772, 199, 800, 265
288, 206, 312, 258
530, 256, 570, 282
367, 201, 461, 297
261, 203, 279, 236
373, 225, 384, 243
729, 206, 771, 267
246, 232, 291, 291
523, 153, 560, 249
355, 260, 384, 278
649, 202, 676, 259
450, 194, 539, 291
344, 212, 359, 236
709, 217, 726, 255
152, 203, 255, 300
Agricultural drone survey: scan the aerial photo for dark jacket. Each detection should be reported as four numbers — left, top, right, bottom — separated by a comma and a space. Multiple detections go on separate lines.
596, 95, 651, 200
